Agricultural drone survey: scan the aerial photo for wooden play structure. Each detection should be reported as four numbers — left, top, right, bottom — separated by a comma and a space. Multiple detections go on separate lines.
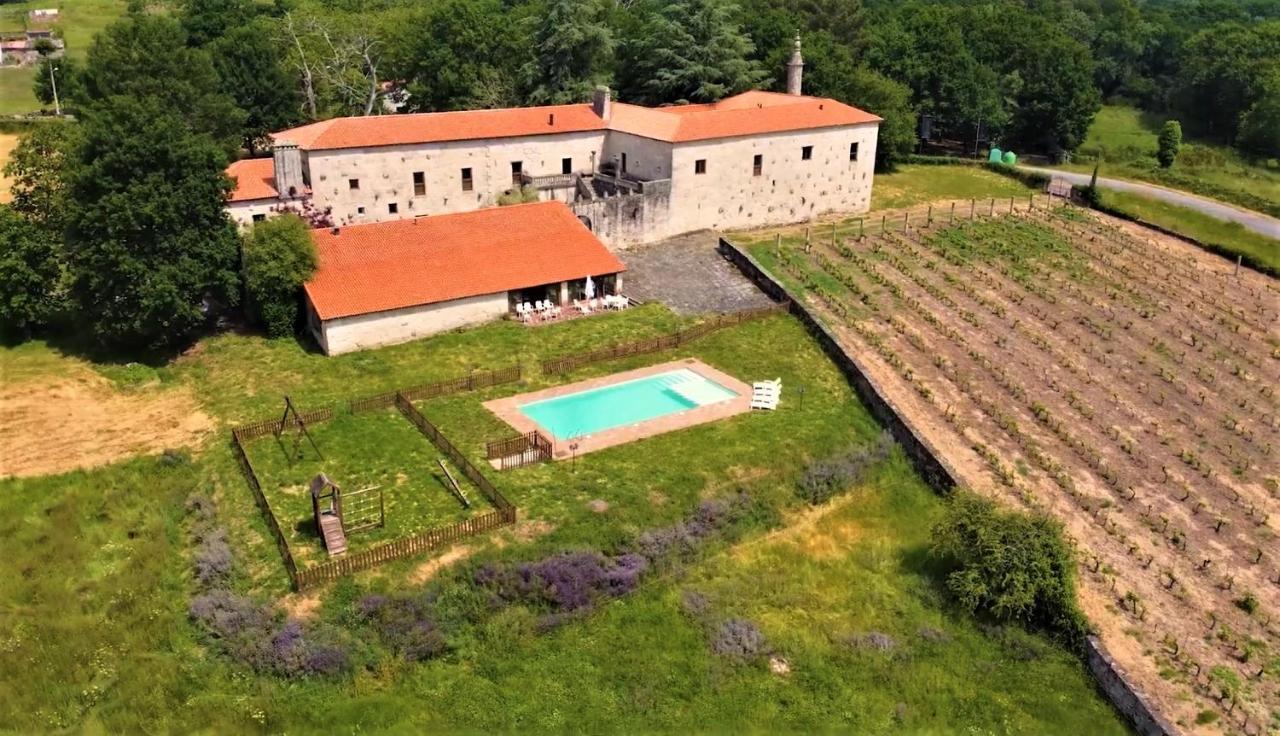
278, 395, 322, 463
310, 473, 385, 557
438, 459, 470, 508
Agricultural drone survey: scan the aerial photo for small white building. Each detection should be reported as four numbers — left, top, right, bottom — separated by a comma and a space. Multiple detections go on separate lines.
303, 200, 625, 355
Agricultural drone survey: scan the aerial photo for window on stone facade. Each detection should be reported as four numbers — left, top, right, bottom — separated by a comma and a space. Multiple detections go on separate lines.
388, 202, 398, 214
252, 213, 266, 223
801, 145, 813, 161
694, 159, 707, 175
752, 154, 763, 176
621, 152, 628, 173
348, 178, 360, 190
562, 157, 572, 175
511, 161, 523, 185
461, 167, 473, 191
413, 171, 425, 196
849, 142, 859, 161
357, 206, 365, 215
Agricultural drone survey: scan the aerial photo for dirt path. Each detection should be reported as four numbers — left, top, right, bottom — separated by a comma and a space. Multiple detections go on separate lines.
0, 132, 18, 204
0, 364, 213, 478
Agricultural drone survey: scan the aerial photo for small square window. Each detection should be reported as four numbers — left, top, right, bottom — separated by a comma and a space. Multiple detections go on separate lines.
461, 167, 473, 192
752, 154, 763, 176
694, 159, 707, 174
388, 202, 398, 214
348, 178, 360, 190
252, 213, 266, 223
413, 171, 425, 196
562, 157, 572, 175
849, 142, 859, 161
801, 146, 813, 161
357, 206, 365, 215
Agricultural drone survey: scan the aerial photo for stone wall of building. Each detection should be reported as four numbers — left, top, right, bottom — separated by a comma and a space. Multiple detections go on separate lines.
227, 199, 278, 228
571, 179, 672, 247
317, 291, 509, 355
305, 131, 607, 226
669, 123, 878, 234
601, 131, 674, 180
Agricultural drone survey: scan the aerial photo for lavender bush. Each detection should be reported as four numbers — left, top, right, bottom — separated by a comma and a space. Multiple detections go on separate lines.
356, 593, 448, 662
798, 432, 896, 504
474, 551, 648, 615
711, 618, 770, 660
192, 527, 233, 589
633, 492, 753, 563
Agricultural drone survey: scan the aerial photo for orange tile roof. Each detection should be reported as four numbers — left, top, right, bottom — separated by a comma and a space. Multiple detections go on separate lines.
611, 91, 881, 142
304, 201, 626, 320
226, 158, 278, 202
267, 91, 879, 151
272, 104, 608, 151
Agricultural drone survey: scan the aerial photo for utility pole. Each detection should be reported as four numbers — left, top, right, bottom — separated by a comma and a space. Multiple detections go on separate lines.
50, 63, 61, 116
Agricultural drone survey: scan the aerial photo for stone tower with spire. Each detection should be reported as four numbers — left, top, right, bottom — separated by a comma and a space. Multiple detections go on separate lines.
786, 33, 804, 95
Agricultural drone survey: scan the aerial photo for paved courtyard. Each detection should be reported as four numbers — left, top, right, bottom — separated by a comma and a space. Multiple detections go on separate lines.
619, 231, 777, 315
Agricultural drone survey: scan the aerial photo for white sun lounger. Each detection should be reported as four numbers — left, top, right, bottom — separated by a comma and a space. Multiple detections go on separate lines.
750, 378, 782, 410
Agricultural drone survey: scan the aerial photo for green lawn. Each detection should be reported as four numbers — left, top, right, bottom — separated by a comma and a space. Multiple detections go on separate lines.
246, 409, 490, 564
871, 163, 1036, 211
0, 0, 130, 115
1062, 105, 1280, 218
1096, 189, 1279, 274
0, 308, 1129, 732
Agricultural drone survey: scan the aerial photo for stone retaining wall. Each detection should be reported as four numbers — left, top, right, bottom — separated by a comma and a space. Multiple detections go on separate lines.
718, 235, 1178, 736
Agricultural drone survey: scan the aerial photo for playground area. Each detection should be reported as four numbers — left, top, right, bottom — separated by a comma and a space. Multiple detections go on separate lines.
242, 403, 494, 566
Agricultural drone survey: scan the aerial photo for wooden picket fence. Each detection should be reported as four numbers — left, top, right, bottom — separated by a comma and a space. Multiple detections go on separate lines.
540, 303, 786, 376
293, 508, 514, 590
485, 430, 554, 470
395, 393, 516, 514
230, 407, 335, 441
229, 429, 300, 583
349, 365, 522, 413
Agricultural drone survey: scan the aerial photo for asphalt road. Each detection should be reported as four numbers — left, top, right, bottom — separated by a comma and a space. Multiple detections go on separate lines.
1020, 166, 1280, 240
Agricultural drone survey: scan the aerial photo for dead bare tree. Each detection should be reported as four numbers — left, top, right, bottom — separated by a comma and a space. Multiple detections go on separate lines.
281, 12, 318, 119
315, 24, 382, 116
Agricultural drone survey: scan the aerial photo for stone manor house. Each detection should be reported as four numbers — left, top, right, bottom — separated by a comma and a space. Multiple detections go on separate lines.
226, 44, 883, 354
227, 43, 881, 247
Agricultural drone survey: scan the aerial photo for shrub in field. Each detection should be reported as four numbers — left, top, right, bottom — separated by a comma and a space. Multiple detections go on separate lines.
356, 594, 448, 662
474, 551, 648, 615
1157, 120, 1182, 169
632, 492, 754, 563
710, 618, 770, 661
192, 527, 233, 589
797, 431, 895, 504
931, 491, 1087, 644
846, 631, 898, 652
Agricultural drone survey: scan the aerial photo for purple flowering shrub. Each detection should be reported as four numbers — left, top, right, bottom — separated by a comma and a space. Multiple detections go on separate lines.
356, 593, 448, 662
184, 496, 352, 678
798, 431, 895, 504
633, 492, 753, 564
710, 618, 770, 660
474, 551, 648, 617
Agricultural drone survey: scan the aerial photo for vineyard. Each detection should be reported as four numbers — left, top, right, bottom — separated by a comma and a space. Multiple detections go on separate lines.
746, 203, 1280, 732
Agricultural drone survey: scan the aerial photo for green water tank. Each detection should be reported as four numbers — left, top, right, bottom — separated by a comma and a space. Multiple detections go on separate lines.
988, 147, 1003, 163
1002, 151, 1017, 165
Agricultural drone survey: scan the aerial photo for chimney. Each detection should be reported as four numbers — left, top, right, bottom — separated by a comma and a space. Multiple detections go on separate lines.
592, 85, 612, 120
272, 140, 305, 200
786, 33, 804, 96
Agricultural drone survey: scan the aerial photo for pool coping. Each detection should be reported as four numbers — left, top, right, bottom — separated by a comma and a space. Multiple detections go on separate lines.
482, 358, 755, 461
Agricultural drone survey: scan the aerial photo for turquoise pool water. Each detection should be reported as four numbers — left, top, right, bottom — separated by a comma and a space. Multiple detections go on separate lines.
519, 368, 738, 440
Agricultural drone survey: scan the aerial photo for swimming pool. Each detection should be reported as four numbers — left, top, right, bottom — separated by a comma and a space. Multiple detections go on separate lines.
518, 367, 739, 440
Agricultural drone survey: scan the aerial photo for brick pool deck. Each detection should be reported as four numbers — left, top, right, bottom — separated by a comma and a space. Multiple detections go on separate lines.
482, 358, 754, 460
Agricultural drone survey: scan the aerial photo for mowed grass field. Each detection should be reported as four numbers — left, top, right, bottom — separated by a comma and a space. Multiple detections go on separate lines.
1062, 105, 1280, 218
0, 0, 129, 114
0, 307, 1128, 733
871, 163, 1036, 211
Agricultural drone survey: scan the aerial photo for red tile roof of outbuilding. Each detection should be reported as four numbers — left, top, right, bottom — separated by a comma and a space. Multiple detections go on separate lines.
226, 158, 278, 202
303, 201, 625, 321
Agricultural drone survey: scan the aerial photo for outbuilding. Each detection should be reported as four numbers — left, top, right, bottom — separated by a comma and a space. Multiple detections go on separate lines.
303, 200, 626, 355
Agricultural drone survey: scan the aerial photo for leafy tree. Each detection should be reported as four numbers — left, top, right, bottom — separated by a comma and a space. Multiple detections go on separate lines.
242, 214, 317, 338
522, 0, 614, 104
932, 491, 1086, 643
619, 0, 765, 104
388, 0, 527, 112
1174, 20, 1280, 140
32, 56, 83, 110
65, 95, 241, 352
180, 0, 258, 47
1003, 32, 1100, 155
1237, 74, 1280, 158
0, 206, 66, 339
79, 12, 246, 152
209, 22, 304, 152
2, 123, 78, 233
1156, 119, 1182, 168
